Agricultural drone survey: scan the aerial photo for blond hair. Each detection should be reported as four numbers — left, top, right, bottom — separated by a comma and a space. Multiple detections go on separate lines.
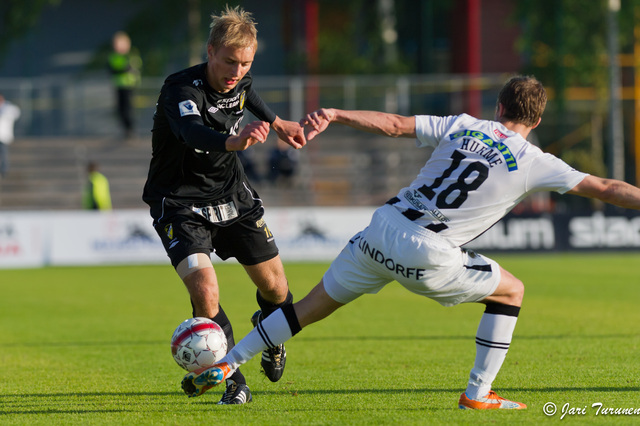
207, 5, 258, 51
497, 76, 547, 127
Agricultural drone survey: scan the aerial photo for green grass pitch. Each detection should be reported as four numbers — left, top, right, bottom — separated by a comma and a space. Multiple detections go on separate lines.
1, 253, 639, 424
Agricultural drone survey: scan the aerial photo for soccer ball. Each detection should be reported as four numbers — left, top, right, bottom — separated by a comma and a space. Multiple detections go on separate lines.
170, 317, 228, 372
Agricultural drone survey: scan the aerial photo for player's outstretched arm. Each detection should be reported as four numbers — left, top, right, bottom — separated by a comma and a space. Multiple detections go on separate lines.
300, 108, 416, 140
271, 116, 306, 149
225, 121, 270, 151
568, 175, 640, 210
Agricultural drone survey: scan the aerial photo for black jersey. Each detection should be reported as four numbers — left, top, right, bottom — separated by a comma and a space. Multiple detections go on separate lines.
142, 63, 276, 206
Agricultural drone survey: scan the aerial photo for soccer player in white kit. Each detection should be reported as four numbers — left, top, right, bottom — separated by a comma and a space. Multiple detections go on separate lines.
181, 76, 640, 409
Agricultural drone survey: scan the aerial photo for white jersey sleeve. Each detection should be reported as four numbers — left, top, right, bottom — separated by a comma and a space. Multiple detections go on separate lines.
526, 152, 587, 194
415, 115, 459, 148
390, 114, 588, 247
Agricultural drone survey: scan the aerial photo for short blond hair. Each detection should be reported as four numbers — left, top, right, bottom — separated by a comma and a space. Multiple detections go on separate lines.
207, 5, 258, 51
497, 76, 547, 127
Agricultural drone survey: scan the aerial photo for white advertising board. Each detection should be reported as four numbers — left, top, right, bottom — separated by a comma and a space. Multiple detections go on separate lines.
0, 208, 376, 269
47, 210, 167, 266
0, 212, 46, 268
265, 207, 375, 261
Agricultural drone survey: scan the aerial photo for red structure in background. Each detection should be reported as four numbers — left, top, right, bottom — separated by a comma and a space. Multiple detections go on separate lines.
304, 0, 319, 113
451, 0, 522, 117
452, 0, 481, 117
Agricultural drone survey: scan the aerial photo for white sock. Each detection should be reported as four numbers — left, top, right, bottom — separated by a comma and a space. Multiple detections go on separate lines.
465, 306, 519, 400
219, 308, 294, 370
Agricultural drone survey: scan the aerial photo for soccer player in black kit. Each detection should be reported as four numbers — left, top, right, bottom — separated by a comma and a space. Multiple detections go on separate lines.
143, 5, 306, 405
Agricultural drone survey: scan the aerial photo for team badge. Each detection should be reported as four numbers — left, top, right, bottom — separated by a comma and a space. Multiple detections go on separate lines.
164, 224, 174, 240
239, 91, 246, 110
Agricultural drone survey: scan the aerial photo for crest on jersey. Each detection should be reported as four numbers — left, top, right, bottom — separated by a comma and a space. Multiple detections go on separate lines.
164, 224, 173, 240
239, 91, 246, 110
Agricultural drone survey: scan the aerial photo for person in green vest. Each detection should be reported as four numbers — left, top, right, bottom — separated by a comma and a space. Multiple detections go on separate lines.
108, 31, 142, 140
83, 162, 112, 210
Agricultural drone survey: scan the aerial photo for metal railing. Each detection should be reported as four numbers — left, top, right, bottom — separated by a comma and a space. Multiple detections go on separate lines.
0, 74, 510, 137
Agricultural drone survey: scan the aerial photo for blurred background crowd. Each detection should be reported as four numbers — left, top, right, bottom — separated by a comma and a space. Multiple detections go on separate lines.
0, 0, 638, 214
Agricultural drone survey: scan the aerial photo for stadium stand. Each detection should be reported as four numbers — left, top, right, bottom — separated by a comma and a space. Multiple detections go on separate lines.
0, 130, 429, 211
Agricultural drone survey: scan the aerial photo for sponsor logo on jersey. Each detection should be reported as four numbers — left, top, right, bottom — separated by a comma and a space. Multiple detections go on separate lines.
402, 190, 449, 222
449, 130, 518, 171
216, 92, 244, 110
404, 189, 429, 210
353, 235, 427, 280
493, 128, 508, 139
178, 100, 200, 117
208, 106, 219, 114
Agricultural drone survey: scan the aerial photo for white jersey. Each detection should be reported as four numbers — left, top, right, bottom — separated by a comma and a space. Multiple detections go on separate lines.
390, 113, 588, 247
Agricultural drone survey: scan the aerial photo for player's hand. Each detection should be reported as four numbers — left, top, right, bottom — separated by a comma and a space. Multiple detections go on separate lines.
300, 108, 335, 140
271, 117, 306, 149
225, 121, 270, 151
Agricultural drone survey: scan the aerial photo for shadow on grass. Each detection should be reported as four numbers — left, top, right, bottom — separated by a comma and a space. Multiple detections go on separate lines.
7, 386, 636, 401
249, 386, 640, 396
1, 409, 128, 416
0, 391, 176, 398
296, 333, 640, 342
8, 333, 639, 348
3, 386, 638, 413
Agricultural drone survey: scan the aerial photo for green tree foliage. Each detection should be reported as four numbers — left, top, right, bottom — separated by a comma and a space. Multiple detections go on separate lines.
313, 0, 409, 74
0, 0, 229, 76
516, 0, 640, 91
0, 0, 61, 62
515, 0, 608, 91
515, 0, 640, 180
87, 0, 228, 76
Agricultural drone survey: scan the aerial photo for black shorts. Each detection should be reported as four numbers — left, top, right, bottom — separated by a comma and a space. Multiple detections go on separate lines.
150, 198, 279, 267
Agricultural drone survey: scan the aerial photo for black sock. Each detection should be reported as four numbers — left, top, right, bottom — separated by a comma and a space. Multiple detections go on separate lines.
256, 289, 293, 318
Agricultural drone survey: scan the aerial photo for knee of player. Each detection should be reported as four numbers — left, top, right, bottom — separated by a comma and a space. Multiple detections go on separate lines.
509, 278, 525, 306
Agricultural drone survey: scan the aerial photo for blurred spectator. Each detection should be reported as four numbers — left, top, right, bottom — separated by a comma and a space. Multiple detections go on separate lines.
268, 139, 299, 184
0, 94, 21, 178
83, 162, 112, 210
108, 31, 142, 140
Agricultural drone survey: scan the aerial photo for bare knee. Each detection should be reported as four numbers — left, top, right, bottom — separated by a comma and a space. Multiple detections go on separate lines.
244, 256, 290, 303
483, 267, 524, 307
507, 278, 524, 306
180, 267, 219, 317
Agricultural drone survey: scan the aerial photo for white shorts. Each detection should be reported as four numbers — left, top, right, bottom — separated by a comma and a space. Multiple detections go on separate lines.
323, 204, 501, 307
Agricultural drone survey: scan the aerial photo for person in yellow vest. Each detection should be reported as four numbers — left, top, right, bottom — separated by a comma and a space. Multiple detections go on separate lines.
83, 162, 112, 210
108, 31, 142, 140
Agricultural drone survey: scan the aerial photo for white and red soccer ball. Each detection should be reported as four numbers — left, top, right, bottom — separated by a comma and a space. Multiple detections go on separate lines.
171, 317, 228, 372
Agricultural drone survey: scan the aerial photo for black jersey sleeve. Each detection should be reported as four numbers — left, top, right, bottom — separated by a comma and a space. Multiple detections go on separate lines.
245, 85, 277, 124
179, 117, 228, 152
162, 83, 229, 152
